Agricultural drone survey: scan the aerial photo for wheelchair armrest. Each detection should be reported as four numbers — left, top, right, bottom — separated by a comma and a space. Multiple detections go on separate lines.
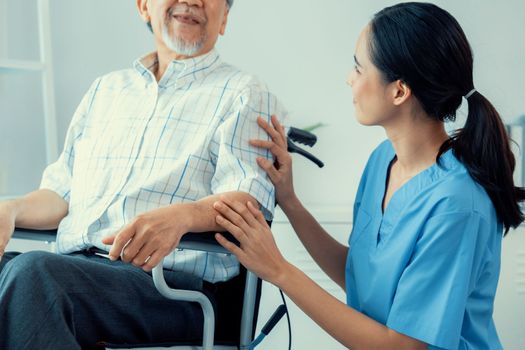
13, 227, 245, 349
12, 228, 58, 243
12, 228, 238, 253
178, 231, 238, 254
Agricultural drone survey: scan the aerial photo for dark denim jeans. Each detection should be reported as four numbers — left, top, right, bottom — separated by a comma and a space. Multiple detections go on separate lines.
0, 250, 209, 350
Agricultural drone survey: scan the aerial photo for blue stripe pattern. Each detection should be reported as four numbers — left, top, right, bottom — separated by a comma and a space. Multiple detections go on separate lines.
40, 49, 287, 282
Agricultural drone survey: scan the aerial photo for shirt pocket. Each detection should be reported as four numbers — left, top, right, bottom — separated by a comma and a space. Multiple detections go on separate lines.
349, 207, 372, 247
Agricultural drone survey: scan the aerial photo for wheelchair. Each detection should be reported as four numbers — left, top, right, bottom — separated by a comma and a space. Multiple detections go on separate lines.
10, 126, 323, 350
12, 228, 260, 350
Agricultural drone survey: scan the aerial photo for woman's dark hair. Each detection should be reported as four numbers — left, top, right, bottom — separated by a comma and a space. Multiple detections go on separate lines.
369, 2, 525, 233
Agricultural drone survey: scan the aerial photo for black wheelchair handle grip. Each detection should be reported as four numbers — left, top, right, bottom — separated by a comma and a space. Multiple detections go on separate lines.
261, 304, 287, 335
287, 140, 325, 168
287, 126, 317, 147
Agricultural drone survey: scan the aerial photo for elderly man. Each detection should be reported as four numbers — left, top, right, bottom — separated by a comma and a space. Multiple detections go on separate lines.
0, 0, 285, 348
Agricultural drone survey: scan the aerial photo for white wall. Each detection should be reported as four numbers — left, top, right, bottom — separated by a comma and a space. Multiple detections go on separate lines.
49, 0, 153, 151
45, 2, 525, 348
0, 0, 47, 195
6, 0, 525, 348
48, 0, 525, 208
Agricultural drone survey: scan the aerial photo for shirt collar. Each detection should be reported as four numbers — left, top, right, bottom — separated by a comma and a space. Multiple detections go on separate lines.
133, 48, 221, 88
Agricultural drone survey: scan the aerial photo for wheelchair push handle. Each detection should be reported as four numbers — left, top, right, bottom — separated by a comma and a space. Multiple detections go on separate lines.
287, 126, 317, 147
261, 304, 287, 335
248, 305, 288, 350
287, 126, 324, 168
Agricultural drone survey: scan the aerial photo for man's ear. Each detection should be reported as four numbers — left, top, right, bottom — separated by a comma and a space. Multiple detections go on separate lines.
392, 80, 412, 106
137, 0, 150, 23
219, 8, 229, 36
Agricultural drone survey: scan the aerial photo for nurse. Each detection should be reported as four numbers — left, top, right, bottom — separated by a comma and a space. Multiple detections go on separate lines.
212, 2, 524, 349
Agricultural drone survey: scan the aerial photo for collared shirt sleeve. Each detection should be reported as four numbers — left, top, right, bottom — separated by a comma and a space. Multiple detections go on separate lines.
386, 211, 489, 349
210, 83, 287, 221
39, 78, 101, 202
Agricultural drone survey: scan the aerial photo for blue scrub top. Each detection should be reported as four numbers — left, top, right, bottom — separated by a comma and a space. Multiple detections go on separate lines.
345, 140, 503, 349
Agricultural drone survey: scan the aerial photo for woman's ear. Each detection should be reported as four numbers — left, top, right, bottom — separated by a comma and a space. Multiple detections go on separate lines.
392, 80, 412, 106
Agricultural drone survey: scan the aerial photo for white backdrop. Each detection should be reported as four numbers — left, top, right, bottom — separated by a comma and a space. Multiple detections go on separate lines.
49, 0, 525, 208
5, 0, 525, 348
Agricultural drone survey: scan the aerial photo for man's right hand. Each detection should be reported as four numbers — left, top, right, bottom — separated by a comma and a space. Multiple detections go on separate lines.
0, 201, 18, 262
0, 190, 68, 262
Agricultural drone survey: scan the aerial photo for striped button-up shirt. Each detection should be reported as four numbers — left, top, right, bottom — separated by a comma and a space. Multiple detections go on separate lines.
40, 49, 286, 282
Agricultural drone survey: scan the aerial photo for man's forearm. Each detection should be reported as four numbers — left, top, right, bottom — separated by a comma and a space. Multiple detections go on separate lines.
8, 189, 68, 230
103, 190, 263, 270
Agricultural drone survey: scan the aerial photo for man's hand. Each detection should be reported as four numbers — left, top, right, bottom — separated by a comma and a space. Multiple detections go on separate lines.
0, 201, 18, 262
102, 205, 190, 272
101, 192, 258, 272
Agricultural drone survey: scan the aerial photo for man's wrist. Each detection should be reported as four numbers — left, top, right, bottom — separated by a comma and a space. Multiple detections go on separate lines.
168, 202, 195, 233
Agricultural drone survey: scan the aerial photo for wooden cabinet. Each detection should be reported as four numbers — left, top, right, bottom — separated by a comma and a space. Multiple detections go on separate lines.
255, 206, 351, 350
493, 226, 525, 349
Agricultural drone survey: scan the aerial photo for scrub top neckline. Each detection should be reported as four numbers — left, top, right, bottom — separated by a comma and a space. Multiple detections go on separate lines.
380, 141, 456, 219
346, 139, 502, 350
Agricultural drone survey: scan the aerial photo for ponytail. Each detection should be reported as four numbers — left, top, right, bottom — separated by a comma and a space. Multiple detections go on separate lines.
371, 2, 525, 234
441, 91, 525, 233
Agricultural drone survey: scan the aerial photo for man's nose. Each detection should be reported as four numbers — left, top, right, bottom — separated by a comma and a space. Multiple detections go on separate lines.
178, 0, 204, 7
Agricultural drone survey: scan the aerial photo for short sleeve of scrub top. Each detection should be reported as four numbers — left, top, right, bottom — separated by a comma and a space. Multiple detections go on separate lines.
345, 140, 503, 350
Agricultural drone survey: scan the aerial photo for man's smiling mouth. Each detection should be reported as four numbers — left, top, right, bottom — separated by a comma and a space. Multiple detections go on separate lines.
173, 13, 204, 25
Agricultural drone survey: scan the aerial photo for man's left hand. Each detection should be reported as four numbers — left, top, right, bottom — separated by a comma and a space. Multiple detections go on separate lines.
102, 205, 188, 272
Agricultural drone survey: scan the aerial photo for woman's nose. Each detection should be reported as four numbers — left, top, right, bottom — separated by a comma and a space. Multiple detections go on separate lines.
346, 71, 355, 87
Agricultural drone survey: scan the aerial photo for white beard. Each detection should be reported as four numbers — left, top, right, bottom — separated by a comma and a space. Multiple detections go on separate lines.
161, 23, 206, 56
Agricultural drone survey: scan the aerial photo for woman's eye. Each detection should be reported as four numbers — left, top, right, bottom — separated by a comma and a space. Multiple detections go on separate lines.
354, 65, 360, 74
